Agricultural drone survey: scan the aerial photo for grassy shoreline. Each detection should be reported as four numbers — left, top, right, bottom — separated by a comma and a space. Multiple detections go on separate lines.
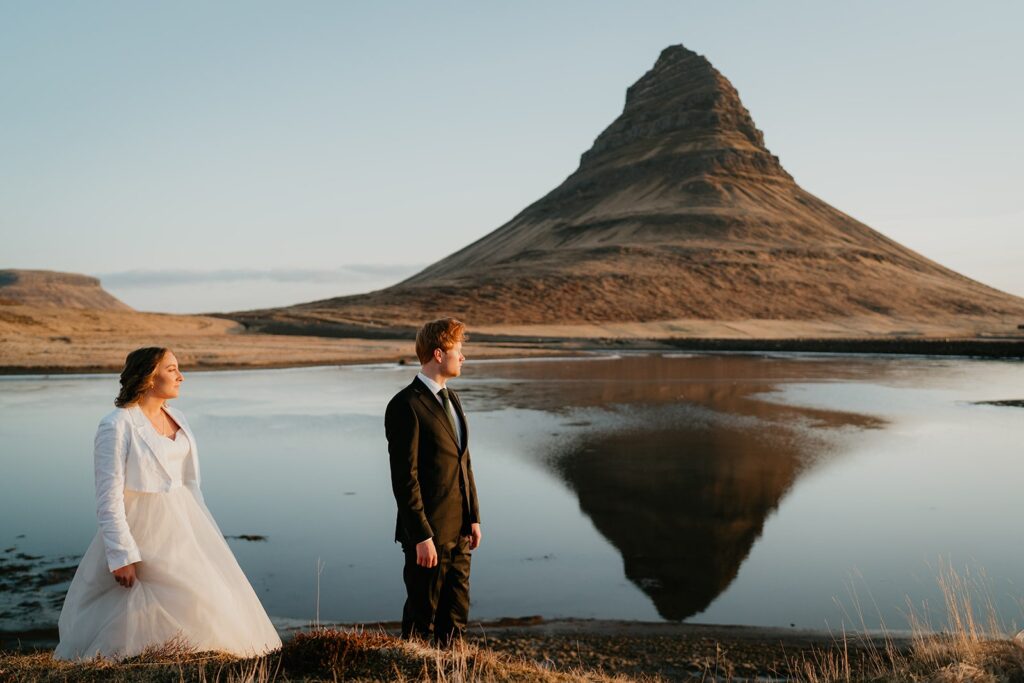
4, 617, 1024, 682
4, 623, 1024, 682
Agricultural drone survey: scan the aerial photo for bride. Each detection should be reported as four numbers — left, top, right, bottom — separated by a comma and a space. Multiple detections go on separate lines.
55, 347, 282, 660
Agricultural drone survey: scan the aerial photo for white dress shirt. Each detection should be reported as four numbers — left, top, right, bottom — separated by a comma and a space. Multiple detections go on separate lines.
416, 372, 463, 447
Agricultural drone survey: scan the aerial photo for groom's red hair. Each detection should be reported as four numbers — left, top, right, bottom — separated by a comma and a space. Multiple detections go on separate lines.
415, 318, 468, 365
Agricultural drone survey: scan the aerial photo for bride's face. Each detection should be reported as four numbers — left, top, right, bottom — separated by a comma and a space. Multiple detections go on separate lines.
147, 351, 184, 400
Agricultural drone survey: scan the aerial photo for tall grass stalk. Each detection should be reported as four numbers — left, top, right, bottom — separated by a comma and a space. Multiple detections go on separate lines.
313, 557, 327, 629
792, 560, 1024, 682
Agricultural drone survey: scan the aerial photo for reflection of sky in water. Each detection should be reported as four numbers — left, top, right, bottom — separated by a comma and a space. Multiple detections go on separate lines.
1, 355, 1023, 633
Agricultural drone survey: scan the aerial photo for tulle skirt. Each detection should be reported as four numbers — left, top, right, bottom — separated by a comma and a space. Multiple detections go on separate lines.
54, 486, 282, 660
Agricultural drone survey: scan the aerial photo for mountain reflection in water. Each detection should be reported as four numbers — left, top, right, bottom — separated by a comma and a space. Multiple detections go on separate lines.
463, 354, 885, 620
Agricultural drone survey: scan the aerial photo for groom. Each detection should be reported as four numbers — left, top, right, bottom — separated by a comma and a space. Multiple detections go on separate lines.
385, 318, 482, 644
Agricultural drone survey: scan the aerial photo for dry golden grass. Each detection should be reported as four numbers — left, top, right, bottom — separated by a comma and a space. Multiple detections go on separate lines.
4, 565, 1024, 681
0, 628, 653, 683
789, 562, 1024, 683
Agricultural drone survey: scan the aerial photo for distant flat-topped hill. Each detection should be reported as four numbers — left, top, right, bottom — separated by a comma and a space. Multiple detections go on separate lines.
0, 269, 551, 373
232, 44, 1024, 335
0, 269, 133, 311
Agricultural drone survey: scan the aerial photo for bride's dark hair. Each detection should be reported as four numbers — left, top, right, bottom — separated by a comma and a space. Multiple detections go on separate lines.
115, 347, 170, 407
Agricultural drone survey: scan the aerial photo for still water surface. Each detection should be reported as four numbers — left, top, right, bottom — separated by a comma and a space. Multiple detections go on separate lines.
1, 353, 1022, 633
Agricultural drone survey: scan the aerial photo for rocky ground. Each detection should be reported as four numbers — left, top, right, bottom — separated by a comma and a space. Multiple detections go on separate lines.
460, 618, 881, 680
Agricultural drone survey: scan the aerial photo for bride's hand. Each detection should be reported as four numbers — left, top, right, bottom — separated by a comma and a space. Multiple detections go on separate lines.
112, 562, 140, 588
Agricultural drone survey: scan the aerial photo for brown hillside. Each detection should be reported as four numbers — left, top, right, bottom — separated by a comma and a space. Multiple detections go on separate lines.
0, 269, 562, 371
236, 44, 1024, 332
0, 269, 133, 311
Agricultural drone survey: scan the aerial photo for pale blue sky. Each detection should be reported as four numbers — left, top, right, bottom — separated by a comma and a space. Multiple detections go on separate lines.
2, 2, 1022, 312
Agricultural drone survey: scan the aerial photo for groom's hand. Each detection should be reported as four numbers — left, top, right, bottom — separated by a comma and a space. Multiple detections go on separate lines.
466, 523, 482, 550
416, 538, 438, 568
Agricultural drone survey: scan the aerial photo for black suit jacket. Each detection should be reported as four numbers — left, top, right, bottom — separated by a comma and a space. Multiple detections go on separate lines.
385, 377, 481, 547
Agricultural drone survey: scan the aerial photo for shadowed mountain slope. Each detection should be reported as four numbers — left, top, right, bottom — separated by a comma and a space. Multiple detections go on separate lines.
240, 44, 1024, 330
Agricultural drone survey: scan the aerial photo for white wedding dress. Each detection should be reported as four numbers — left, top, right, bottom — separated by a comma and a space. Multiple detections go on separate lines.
54, 423, 282, 660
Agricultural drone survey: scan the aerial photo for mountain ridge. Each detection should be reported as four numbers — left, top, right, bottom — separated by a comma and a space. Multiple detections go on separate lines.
234, 44, 1024, 330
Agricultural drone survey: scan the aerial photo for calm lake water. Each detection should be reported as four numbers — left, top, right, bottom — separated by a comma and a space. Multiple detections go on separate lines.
1, 353, 1023, 634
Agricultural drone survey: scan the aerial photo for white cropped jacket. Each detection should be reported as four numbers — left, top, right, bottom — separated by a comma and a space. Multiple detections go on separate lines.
93, 404, 202, 571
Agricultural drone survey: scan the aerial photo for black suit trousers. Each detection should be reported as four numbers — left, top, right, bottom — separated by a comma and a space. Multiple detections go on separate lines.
401, 536, 472, 644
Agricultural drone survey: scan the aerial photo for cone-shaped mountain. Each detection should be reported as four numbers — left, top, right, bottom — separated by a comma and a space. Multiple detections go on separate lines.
247, 44, 1024, 327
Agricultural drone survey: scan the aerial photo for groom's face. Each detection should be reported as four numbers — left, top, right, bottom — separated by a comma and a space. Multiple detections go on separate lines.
438, 341, 465, 379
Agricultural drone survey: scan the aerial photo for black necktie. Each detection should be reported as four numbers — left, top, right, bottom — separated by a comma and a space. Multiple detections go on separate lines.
437, 388, 459, 442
